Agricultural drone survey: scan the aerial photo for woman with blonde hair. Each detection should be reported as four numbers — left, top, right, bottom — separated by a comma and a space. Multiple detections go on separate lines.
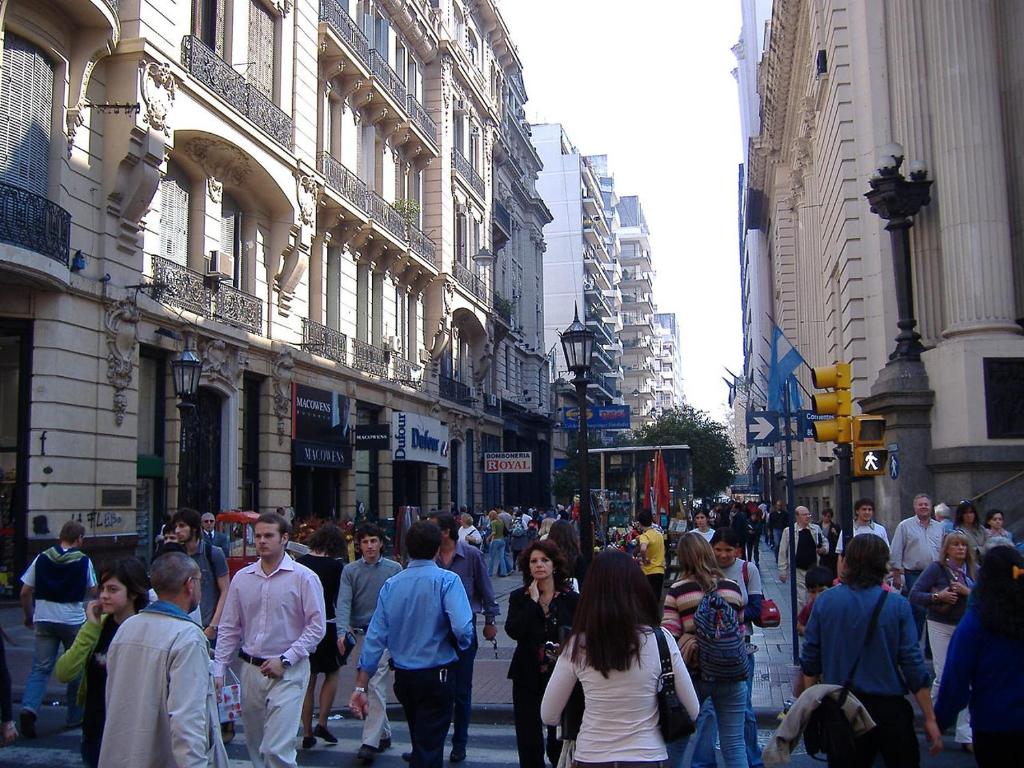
537, 517, 555, 540
910, 529, 976, 750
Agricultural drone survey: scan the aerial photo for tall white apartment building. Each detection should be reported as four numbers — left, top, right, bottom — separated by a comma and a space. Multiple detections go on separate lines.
618, 195, 659, 428
653, 312, 684, 414
0, 0, 550, 580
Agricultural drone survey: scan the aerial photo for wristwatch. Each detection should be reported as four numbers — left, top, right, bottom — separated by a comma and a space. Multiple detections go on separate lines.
354, 686, 367, 693
279, 655, 292, 668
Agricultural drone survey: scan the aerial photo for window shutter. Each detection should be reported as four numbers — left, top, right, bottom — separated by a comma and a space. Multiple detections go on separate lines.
159, 169, 190, 266
0, 34, 54, 197
248, 0, 275, 99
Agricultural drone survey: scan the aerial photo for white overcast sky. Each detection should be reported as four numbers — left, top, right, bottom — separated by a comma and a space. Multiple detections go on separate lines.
500, 0, 744, 420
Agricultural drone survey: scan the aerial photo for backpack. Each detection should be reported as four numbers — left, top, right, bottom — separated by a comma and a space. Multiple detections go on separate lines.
794, 528, 817, 570
693, 589, 749, 682
511, 516, 527, 539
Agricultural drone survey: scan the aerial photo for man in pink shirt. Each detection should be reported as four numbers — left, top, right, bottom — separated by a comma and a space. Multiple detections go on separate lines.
214, 513, 326, 768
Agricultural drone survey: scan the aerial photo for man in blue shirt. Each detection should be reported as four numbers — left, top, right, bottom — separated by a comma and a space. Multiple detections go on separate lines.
428, 513, 499, 763
799, 534, 942, 766
349, 521, 473, 768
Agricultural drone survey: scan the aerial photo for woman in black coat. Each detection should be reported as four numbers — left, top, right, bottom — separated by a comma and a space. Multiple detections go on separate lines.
506, 539, 580, 768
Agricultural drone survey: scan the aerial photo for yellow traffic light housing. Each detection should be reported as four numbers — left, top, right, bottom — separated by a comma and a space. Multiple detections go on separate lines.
853, 415, 887, 476
810, 363, 852, 443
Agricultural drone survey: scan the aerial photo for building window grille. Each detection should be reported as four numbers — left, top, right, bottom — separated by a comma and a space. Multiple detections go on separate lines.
160, 164, 191, 267
248, 0, 275, 99
0, 34, 54, 198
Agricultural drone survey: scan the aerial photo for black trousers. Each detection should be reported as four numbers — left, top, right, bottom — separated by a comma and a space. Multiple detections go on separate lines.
973, 729, 1023, 767
828, 692, 920, 768
646, 573, 665, 602
512, 679, 561, 768
393, 665, 455, 768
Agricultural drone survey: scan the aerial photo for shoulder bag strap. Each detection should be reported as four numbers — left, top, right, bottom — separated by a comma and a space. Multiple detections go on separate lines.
654, 627, 674, 688
841, 590, 888, 690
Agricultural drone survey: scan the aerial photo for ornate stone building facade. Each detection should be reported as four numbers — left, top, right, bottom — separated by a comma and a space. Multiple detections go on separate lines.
0, 0, 549, 582
737, 0, 1024, 528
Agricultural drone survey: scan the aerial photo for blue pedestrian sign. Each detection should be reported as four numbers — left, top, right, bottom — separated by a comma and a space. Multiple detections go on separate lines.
746, 410, 780, 445
889, 453, 900, 480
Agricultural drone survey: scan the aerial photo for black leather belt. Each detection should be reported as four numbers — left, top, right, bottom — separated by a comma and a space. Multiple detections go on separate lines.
239, 650, 268, 666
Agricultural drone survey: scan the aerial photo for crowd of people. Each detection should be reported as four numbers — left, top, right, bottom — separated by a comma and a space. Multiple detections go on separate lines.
1, 493, 1021, 768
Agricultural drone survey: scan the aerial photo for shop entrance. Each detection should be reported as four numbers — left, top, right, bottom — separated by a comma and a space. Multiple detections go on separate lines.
0, 326, 29, 597
292, 466, 341, 520
392, 461, 422, 511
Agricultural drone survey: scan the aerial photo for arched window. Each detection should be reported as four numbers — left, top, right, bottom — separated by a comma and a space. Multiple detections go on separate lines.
159, 163, 191, 266
0, 34, 55, 197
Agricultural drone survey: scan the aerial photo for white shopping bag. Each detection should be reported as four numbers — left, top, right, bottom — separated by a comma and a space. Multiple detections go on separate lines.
217, 668, 242, 723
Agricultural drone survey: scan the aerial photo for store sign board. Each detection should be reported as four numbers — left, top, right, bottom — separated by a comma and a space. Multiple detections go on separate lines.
354, 424, 390, 450
562, 405, 631, 430
392, 411, 449, 465
292, 383, 351, 445
483, 452, 533, 473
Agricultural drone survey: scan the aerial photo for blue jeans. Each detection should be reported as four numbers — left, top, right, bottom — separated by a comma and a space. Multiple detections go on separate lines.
488, 539, 509, 577
772, 528, 784, 555
903, 569, 926, 644
449, 630, 478, 749
22, 620, 84, 724
666, 677, 748, 768
503, 541, 514, 573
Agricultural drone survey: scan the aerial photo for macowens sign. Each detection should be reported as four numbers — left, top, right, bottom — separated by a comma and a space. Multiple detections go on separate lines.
292, 383, 352, 469
484, 452, 533, 473
392, 411, 449, 466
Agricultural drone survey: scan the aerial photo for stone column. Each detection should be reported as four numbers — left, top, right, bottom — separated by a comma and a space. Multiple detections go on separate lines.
920, 0, 1024, 453
377, 406, 394, 520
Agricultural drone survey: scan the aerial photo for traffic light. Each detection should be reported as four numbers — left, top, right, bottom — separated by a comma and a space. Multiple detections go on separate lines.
853, 415, 887, 476
810, 362, 852, 443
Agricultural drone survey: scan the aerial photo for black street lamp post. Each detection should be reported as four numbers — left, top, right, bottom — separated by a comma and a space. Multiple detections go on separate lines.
560, 306, 596, 566
171, 340, 203, 511
864, 144, 933, 362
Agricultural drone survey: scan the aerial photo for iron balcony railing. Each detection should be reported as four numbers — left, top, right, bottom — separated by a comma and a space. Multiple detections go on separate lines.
493, 293, 514, 324
408, 223, 438, 268
0, 180, 71, 266
181, 36, 292, 150
302, 318, 347, 363
365, 191, 407, 243
318, 152, 367, 212
368, 50, 407, 107
405, 93, 438, 146
318, 0, 369, 66
351, 337, 389, 378
151, 255, 212, 316
451, 148, 485, 198
453, 261, 490, 306
213, 281, 262, 334
439, 374, 473, 404
391, 354, 421, 388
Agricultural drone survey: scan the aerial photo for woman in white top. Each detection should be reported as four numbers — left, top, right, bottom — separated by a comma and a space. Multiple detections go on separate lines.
541, 551, 700, 766
457, 513, 483, 548
689, 510, 715, 543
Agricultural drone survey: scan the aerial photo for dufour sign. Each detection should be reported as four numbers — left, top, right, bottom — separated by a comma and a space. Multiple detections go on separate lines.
392, 412, 449, 466
484, 452, 533, 474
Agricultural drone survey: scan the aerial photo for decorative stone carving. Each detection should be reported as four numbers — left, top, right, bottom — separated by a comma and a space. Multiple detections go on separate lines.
275, 0, 293, 16
271, 348, 295, 445
276, 229, 309, 315
429, 279, 455, 357
185, 138, 252, 186
199, 338, 243, 391
296, 173, 320, 227
207, 177, 223, 203
104, 296, 140, 426
141, 61, 177, 135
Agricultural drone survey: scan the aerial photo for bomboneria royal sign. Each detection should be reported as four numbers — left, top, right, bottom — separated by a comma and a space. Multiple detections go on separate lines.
392, 411, 449, 465
483, 452, 533, 473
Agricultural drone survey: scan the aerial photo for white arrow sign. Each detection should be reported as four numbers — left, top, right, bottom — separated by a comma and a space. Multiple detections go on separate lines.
748, 415, 776, 442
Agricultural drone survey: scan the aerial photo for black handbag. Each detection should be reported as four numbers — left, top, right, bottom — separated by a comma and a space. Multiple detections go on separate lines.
804, 590, 888, 762
654, 628, 695, 742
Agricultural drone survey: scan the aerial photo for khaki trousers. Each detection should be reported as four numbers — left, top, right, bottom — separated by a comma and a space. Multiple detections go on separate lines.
240, 657, 310, 768
353, 634, 392, 748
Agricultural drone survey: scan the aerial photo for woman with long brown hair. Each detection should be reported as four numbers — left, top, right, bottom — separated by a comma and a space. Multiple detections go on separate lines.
506, 539, 580, 767
541, 550, 699, 767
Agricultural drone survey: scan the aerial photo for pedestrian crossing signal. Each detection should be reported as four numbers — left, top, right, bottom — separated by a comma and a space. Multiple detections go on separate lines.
852, 414, 886, 476
854, 448, 888, 477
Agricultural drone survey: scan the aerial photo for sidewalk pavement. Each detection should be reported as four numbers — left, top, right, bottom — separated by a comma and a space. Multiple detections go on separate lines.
0, 542, 800, 726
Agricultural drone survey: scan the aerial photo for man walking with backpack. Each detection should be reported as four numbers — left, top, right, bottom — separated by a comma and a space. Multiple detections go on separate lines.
777, 506, 828, 607
173, 508, 230, 643
508, 510, 530, 571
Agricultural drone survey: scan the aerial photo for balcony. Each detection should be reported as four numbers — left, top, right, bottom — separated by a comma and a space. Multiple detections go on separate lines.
368, 49, 407, 108
365, 190, 407, 243
391, 354, 422, 388
439, 374, 474, 405
493, 292, 514, 324
302, 318, 347, 364
405, 93, 438, 149
151, 255, 212, 316
408, 223, 438, 268
452, 148, 486, 199
318, 152, 367, 213
452, 261, 490, 306
318, 0, 369, 68
0, 180, 71, 267
351, 337, 389, 378
181, 36, 292, 150
212, 281, 262, 334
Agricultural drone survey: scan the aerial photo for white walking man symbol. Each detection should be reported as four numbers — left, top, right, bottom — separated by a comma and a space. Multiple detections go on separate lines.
863, 451, 880, 471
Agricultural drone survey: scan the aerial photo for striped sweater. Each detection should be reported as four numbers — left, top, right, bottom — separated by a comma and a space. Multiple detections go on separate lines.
661, 578, 744, 640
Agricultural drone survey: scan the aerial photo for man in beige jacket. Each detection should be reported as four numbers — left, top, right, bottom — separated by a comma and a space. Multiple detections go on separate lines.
777, 506, 829, 607
100, 552, 227, 768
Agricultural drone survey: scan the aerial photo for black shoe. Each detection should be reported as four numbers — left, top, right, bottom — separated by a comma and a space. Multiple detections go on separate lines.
356, 744, 377, 764
314, 724, 337, 744
450, 746, 467, 762
221, 721, 235, 745
302, 736, 316, 749
20, 711, 36, 739
402, 752, 412, 762
378, 737, 392, 751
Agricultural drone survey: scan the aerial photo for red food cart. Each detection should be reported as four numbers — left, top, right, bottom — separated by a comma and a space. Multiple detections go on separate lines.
216, 510, 260, 577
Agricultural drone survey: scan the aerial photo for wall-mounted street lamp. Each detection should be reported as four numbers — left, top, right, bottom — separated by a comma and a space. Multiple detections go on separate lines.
560, 305, 595, 565
864, 143, 933, 362
171, 338, 203, 510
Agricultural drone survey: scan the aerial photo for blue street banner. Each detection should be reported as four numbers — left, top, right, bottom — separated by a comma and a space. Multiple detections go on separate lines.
767, 324, 805, 412
562, 404, 631, 430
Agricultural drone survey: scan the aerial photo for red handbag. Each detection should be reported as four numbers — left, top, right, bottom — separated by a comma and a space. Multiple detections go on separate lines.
759, 598, 781, 628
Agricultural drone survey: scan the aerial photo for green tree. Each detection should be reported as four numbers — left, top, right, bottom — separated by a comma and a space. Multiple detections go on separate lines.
625, 405, 737, 498
551, 439, 600, 502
